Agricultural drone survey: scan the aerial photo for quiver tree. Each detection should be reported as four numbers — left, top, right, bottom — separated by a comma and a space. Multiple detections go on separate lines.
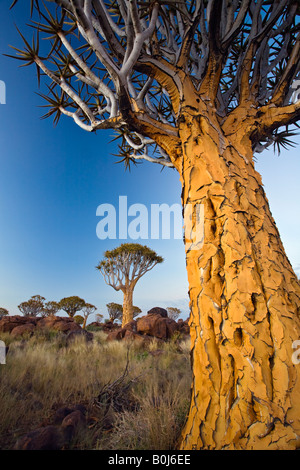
42, 300, 60, 317
18, 295, 45, 317
166, 307, 181, 321
0, 308, 9, 317
95, 312, 104, 323
11, 0, 300, 449
106, 302, 123, 323
81, 302, 97, 328
59, 296, 86, 318
132, 305, 142, 319
97, 244, 163, 326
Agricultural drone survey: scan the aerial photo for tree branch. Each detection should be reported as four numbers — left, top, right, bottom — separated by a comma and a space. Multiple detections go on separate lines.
254, 100, 300, 141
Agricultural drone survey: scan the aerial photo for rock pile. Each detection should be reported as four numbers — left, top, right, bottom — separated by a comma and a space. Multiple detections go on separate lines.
106, 307, 189, 343
88, 320, 120, 333
14, 404, 86, 450
0, 309, 189, 343
0, 315, 81, 337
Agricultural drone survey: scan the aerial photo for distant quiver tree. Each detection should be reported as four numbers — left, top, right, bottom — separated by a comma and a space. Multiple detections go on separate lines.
97, 244, 163, 327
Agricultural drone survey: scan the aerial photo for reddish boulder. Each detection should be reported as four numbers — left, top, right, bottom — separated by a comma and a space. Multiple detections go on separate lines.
136, 314, 179, 340
53, 406, 74, 425
0, 315, 82, 337
0, 315, 37, 333
61, 409, 86, 439
53, 320, 81, 333
106, 327, 153, 346
102, 321, 120, 332
14, 425, 66, 450
37, 316, 81, 333
36, 316, 58, 330
11, 323, 36, 338
123, 320, 137, 332
177, 318, 190, 335
123, 329, 153, 346
106, 328, 126, 341
65, 329, 93, 344
53, 404, 86, 425
147, 307, 168, 318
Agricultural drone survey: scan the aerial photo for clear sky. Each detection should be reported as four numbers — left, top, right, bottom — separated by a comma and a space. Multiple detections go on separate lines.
0, 3, 299, 322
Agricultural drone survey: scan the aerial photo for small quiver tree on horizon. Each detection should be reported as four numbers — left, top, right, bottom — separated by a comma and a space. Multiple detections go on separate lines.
166, 307, 181, 322
95, 313, 104, 324
42, 301, 60, 317
0, 308, 9, 317
18, 295, 45, 317
97, 244, 163, 327
59, 296, 86, 318
106, 302, 123, 323
81, 303, 97, 329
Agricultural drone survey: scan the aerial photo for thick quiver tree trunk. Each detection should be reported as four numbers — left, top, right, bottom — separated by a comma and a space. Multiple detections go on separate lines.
178, 109, 300, 450
122, 287, 134, 327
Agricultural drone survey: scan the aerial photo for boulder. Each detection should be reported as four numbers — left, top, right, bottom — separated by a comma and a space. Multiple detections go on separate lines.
61, 409, 86, 440
52, 406, 74, 425
123, 329, 153, 346
0, 315, 82, 337
106, 328, 126, 341
10, 323, 36, 338
52, 404, 86, 425
36, 316, 58, 330
177, 319, 190, 335
123, 320, 137, 332
54, 321, 81, 333
14, 425, 66, 450
136, 314, 179, 340
106, 326, 153, 347
65, 329, 94, 344
14, 403, 87, 450
101, 321, 120, 332
37, 316, 81, 333
0, 315, 37, 333
104, 308, 189, 343
147, 307, 168, 318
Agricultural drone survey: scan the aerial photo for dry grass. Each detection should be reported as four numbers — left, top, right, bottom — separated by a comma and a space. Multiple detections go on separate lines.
0, 330, 192, 450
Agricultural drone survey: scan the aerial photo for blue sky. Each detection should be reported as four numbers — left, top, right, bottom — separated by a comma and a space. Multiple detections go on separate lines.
0, 3, 299, 322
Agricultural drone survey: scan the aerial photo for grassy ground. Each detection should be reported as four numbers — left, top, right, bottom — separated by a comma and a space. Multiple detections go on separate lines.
0, 329, 192, 450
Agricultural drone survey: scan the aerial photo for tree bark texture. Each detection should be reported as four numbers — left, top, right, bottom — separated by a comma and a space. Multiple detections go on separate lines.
122, 288, 134, 327
178, 109, 300, 450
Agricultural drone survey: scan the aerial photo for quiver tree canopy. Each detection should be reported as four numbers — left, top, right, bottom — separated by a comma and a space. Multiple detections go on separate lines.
97, 243, 163, 289
10, 0, 300, 166
59, 295, 86, 317
18, 295, 46, 317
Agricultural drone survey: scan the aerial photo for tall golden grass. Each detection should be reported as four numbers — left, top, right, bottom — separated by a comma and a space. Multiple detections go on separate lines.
0, 330, 191, 450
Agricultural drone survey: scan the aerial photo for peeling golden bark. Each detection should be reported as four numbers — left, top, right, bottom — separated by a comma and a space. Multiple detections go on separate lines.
122, 287, 134, 327
177, 107, 300, 450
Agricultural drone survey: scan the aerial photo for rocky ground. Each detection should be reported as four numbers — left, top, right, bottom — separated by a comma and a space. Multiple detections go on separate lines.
0, 307, 190, 450
0, 307, 190, 343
